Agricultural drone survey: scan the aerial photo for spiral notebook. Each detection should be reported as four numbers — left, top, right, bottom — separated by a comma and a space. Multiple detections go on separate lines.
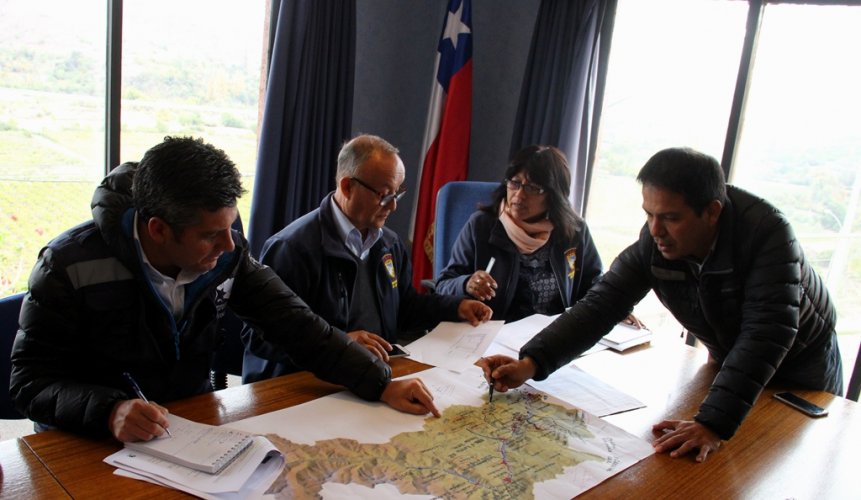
124, 414, 254, 474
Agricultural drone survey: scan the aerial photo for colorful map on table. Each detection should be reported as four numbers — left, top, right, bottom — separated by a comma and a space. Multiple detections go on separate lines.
226, 367, 653, 499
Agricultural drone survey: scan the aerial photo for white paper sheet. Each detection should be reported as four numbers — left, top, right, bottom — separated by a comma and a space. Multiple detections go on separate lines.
487, 313, 607, 358
105, 435, 283, 496
493, 313, 559, 352
404, 320, 503, 372
113, 449, 283, 500
527, 363, 645, 417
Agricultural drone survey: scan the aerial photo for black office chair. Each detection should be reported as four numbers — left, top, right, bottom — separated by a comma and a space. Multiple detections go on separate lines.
422, 181, 498, 292
210, 217, 247, 390
0, 292, 27, 419
847, 340, 861, 402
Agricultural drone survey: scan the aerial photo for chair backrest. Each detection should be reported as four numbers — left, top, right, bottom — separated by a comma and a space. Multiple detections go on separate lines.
433, 181, 499, 278
0, 292, 26, 419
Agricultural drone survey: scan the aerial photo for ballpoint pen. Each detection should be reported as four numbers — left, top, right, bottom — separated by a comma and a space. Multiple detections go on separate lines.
488, 376, 495, 403
123, 372, 172, 437
476, 257, 497, 302
485, 257, 496, 275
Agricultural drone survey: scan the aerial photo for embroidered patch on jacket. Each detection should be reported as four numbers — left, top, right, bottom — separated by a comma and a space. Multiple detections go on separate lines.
383, 253, 398, 288
564, 247, 578, 279
214, 278, 234, 319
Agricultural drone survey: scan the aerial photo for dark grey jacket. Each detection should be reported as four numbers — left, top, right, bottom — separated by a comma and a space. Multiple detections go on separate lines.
10, 164, 390, 436
242, 192, 462, 383
521, 186, 842, 440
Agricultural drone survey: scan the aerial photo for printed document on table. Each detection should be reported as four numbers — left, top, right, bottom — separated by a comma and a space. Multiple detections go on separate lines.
493, 313, 607, 357
105, 435, 283, 497
112, 445, 283, 500
527, 363, 644, 417
405, 320, 503, 372
494, 314, 559, 353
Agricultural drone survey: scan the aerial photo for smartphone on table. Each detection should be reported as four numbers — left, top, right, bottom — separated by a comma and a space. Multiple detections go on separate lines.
773, 391, 828, 418
389, 344, 410, 358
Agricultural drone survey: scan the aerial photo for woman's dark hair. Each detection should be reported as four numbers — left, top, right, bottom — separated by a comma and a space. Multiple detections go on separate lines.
636, 147, 727, 215
133, 136, 246, 235
482, 145, 581, 241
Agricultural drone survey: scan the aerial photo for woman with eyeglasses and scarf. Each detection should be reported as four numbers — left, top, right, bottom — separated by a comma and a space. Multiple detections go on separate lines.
436, 145, 640, 327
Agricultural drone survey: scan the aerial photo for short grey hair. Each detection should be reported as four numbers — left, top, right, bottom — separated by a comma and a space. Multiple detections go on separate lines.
336, 134, 400, 181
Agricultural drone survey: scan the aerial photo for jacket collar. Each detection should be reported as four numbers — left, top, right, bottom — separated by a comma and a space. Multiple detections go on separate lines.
703, 190, 736, 275
318, 192, 397, 260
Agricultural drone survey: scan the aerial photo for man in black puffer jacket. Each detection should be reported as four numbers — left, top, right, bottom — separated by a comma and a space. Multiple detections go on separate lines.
10, 136, 440, 442
480, 147, 843, 463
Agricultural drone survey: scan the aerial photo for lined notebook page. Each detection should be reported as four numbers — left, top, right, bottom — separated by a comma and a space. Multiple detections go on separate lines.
124, 414, 253, 474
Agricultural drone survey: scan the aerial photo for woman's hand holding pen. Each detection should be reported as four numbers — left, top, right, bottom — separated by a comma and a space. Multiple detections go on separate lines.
109, 399, 171, 442
466, 257, 497, 301
466, 271, 497, 301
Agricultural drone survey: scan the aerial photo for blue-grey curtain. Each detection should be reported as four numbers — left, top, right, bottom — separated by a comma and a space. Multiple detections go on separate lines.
509, 0, 617, 215
247, 0, 356, 257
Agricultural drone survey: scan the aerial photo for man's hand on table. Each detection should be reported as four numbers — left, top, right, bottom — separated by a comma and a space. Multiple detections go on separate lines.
347, 330, 392, 362
652, 419, 722, 463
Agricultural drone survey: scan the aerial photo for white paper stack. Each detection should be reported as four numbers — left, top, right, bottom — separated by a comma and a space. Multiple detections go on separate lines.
105, 426, 283, 499
599, 323, 652, 352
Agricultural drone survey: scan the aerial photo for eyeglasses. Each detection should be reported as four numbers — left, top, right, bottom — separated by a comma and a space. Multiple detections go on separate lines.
350, 177, 407, 206
505, 178, 545, 195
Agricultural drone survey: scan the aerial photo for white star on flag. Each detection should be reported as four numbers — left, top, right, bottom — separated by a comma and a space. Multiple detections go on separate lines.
442, 2, 471, 51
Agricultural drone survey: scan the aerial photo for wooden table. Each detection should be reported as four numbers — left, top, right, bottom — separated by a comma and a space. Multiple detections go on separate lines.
572, 340, 861, 499
15, 338, 861, 498
0, 436, 69, 498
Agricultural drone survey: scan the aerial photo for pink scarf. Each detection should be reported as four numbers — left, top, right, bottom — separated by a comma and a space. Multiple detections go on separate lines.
499, 200, 554, 254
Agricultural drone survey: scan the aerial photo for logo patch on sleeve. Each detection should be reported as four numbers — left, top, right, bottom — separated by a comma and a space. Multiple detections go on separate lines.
564, 247, 578, 279
383, 253, 398, 288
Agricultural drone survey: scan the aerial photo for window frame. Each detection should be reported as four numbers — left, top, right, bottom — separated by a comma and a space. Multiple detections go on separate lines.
713, 0, 861, 179
102, 0, 274, 175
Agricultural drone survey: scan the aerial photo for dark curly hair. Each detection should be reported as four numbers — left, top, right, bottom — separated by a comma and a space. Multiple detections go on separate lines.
132, 136, 246, 235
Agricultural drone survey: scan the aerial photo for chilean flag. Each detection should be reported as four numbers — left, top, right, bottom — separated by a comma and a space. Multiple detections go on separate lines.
410, 0, 473, 291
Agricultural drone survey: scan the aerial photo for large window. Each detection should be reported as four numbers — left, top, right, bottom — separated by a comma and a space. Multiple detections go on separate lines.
587, 0, 748, 334
587, 0, 861, 373
0, 0, 267, 295
120, 0, 265, 179
0, 1, 106, 295
731, 4, 861, 330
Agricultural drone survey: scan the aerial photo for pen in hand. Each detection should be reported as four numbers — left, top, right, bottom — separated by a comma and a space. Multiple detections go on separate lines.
485, 257, 496, 275
123, 372, 172, 437
488, 377, 495, 403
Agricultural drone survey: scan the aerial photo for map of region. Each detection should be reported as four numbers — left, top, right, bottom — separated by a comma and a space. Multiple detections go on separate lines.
264, 390, 607, 499
225, 366, 653, 499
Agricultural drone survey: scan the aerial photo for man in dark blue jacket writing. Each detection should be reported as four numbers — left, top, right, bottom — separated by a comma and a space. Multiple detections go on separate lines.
11, 136, 441, 442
